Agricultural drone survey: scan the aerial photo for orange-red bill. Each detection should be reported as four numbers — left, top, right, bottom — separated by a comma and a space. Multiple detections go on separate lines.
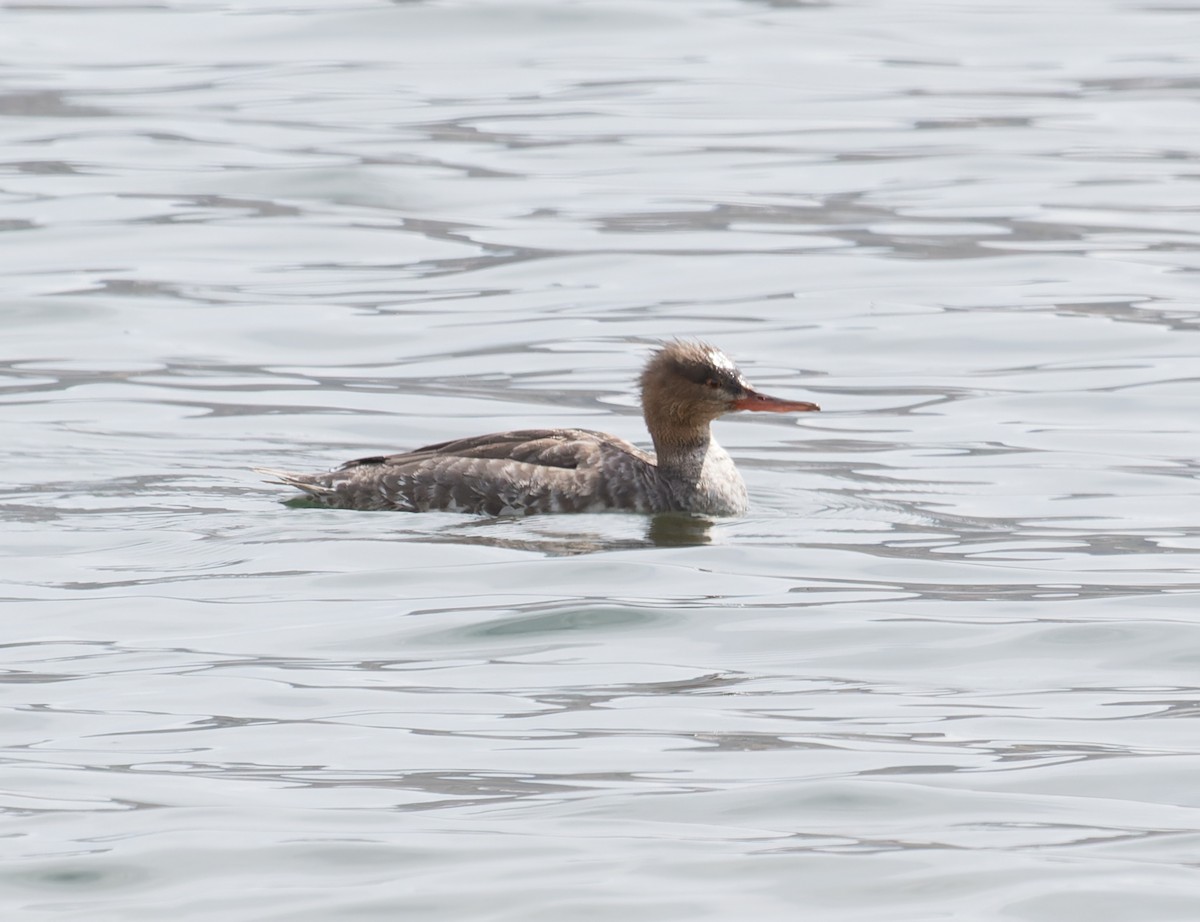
733, 389, 820, 413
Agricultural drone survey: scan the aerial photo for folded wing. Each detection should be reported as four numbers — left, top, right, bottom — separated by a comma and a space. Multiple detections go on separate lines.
258, 429, 669, 515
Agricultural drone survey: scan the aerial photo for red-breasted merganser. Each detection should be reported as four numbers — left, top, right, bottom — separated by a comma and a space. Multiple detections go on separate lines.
255, 341, 819, 516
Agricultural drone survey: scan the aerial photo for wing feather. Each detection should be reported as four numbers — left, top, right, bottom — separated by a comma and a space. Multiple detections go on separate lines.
272, 429, 670, 515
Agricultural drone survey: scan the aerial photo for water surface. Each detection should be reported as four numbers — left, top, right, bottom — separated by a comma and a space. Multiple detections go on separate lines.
3, 1, 1200, 919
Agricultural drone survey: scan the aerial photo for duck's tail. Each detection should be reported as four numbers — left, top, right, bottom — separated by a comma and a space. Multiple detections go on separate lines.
252, 467, 338, 498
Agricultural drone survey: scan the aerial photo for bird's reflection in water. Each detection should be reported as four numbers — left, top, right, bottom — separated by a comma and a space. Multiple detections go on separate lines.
646, 513, 715, 548
419, 512, 716, 556
279, 497, 716, 555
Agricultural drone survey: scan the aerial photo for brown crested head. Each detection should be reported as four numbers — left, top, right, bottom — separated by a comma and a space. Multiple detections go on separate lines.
639, 341, 819, 443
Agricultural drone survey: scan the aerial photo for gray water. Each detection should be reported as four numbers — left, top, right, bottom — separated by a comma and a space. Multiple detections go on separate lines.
4, 1, 1200, 919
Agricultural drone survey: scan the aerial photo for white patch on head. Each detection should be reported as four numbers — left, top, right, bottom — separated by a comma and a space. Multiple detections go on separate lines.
704, 348, 737, 372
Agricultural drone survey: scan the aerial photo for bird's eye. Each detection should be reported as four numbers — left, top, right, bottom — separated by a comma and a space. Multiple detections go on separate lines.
704, 378, 721, 389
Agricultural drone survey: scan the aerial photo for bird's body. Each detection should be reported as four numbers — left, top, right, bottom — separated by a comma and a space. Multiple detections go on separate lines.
256, 342, 819, 517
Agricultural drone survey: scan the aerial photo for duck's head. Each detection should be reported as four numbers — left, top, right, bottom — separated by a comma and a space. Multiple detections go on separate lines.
640, 341, 819, 439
